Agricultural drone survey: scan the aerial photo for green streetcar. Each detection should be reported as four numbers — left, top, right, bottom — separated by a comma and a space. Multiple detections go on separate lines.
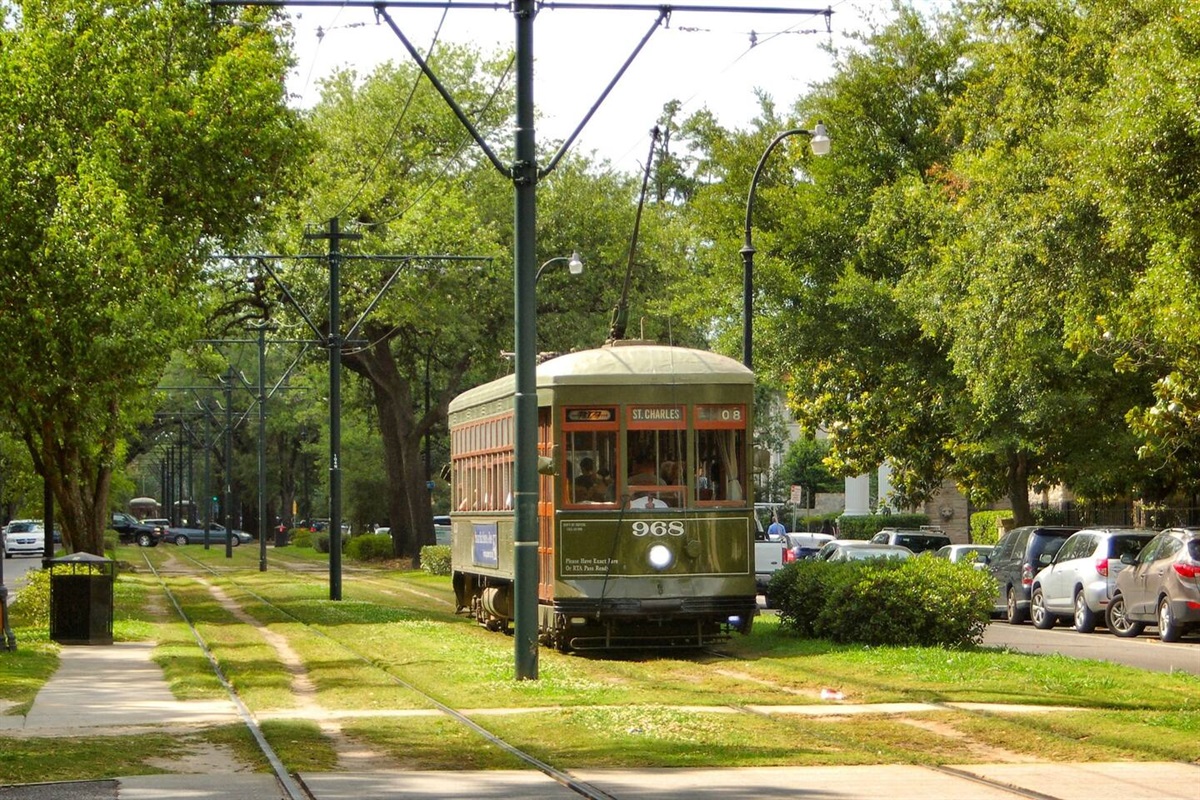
448, 341, 758, 651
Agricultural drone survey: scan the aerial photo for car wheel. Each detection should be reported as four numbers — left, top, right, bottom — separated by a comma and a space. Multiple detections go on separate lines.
1030, 587, 1055, 629
229, 536, 241, 548
174, 534, 189, 546
1158, 597, 1182, 643
1107, 594, 1144, 638
1006, 586, 1026, 625
137, 532, 153, 548
1073, 590, 1097, 633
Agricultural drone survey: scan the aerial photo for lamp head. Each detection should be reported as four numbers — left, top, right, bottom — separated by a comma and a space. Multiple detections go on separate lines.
809, 122, 831, 156
568, 251, 583, 275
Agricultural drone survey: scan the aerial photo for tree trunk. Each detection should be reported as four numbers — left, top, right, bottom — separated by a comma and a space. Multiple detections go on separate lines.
1007, 449, 1033, 527
343, 336, 443, 561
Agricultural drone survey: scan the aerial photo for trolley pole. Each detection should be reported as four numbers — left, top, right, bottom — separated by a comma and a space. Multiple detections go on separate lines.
511, 0, 539, 680
256, 323, 270, 573
307, 218, 361, 601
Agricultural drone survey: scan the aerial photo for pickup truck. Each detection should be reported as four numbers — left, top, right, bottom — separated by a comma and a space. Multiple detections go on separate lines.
110, 512, 163, 547
754, 529, 787, 594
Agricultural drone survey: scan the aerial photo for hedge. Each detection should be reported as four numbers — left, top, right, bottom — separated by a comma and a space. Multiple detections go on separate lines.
836, 513, 931, 540
969, 510, 1012, 546
345, 533, 396, 562
768, 556, 995, 647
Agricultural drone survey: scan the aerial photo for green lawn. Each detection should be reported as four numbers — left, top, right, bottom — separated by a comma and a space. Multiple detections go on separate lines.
1, 546, 1196, 782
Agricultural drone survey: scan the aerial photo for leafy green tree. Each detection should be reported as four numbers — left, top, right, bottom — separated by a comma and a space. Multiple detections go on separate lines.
777, 437, 841, 504
0, 1, 306, 553
267, 47, 657, 559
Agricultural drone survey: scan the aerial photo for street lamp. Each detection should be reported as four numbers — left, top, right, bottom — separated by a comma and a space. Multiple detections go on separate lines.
741, 122, 830, 369
535, 251, 583, 284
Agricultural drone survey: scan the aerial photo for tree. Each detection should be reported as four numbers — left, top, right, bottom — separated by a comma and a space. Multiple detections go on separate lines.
0, 1, 307, 553
269, 47, 658, 560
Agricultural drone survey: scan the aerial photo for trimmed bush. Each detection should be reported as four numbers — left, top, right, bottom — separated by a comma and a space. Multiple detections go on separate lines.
836, 513, 931, 540
969, 510, 1012, 545
313, 532, 330, 553
420, 545, 451, 576
346, 533, 395, 562
770, 556, 995, 647
288, 528, 312, 549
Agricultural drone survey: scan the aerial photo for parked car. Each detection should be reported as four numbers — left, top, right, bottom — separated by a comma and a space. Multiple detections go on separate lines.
783, 532, 835, 563
934, 544, 993, 569
3, 520, 45, 558
1029, 527, 1156, 632
1107, 527, 1200, 642
869, 528, 951, 555
815, 540, 913, 562
433, 514, 451, 546
109, 512, 163, 547
163, 523, 252, 546
985, 525, 1079, 623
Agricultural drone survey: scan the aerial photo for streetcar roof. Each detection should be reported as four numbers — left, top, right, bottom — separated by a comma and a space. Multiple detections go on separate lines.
450, 343, 752, 413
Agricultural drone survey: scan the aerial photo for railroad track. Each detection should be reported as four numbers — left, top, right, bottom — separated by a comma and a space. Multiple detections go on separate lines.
142, 550, 1095, 800
143, 550, 620, 800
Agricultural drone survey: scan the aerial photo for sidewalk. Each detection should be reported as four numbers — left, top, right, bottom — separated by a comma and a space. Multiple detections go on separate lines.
1, 644, 1197, 799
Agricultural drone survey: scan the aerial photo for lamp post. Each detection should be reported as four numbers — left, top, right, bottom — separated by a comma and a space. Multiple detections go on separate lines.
535, 251, 583, 284
741, 123, 830, 370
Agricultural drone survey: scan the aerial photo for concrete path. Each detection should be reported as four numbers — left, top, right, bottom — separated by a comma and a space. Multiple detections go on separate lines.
2, 643, 1198, 800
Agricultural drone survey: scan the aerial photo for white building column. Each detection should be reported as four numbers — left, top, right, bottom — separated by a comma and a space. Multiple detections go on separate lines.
877, 462, 894, 512
844, 474, 871, 516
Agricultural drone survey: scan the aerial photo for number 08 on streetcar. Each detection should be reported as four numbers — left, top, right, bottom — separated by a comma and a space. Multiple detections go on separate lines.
448, 341, 758, 651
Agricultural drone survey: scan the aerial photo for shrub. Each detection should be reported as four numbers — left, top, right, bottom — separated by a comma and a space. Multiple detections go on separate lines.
771, 556, 995, 647
836, 513, 930, 540
969, 510, 1012, 545
288, 528, 312, 548
8, 567, 51, 628
313, 532, 330, 553
346, 533, 395, 562
420, 545, 451, 576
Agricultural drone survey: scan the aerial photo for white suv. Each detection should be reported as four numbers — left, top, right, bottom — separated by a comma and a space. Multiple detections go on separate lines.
1030, 527, 1156, 632
3, 520, 45, 558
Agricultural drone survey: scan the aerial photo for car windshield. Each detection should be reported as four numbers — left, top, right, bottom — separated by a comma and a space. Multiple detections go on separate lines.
895, 534, 947, 551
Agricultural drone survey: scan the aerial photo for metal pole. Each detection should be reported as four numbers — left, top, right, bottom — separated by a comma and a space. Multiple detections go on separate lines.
224, 367, 235, 559
257, 324, 268, 572
512, 0, 539, 680
203, 400, 212, 550
742, 126, 828, 369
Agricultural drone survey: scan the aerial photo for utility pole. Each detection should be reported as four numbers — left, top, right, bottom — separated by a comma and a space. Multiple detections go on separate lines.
306, 218, 361, 601
222, 366, 236, 559
256, 323, 271, 572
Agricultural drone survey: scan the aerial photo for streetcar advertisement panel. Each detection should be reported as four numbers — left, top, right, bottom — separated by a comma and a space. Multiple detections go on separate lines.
557, 516, 750, 577
472, 522, 499, 568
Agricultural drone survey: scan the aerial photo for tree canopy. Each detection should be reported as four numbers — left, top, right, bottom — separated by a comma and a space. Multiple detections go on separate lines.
0, 1, 307, 552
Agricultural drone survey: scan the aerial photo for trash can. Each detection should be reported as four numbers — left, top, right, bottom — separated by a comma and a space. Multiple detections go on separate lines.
274, 526, 290, 547
49, 552, 114, 645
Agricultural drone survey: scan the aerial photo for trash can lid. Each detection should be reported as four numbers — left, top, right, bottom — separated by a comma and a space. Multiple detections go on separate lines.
49, 552, 113, 564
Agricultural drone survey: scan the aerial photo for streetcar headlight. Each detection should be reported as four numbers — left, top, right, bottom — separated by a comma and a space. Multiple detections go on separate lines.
647, 544, 674, 571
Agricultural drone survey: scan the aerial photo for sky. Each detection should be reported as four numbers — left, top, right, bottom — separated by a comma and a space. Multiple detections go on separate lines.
284, 1, 904, 171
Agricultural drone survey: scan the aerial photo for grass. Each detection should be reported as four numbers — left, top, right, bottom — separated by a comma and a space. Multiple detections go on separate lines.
2, 544, 1198, 782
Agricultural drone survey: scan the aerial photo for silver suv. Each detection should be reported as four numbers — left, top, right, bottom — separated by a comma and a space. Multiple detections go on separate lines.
1029, 527, 1156, 632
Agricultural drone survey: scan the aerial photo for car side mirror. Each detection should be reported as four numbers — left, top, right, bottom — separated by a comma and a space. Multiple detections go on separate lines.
1120, 553, 1137, 566
1038, 553, 1053, 565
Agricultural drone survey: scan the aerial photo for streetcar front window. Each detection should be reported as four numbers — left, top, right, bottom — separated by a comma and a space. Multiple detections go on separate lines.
562, 407, 619, 506
625, 428, 686, 509
693, 402, 749, 505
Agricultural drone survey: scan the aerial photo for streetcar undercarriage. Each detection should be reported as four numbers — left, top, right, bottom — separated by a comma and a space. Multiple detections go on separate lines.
454, 571, 755, 652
